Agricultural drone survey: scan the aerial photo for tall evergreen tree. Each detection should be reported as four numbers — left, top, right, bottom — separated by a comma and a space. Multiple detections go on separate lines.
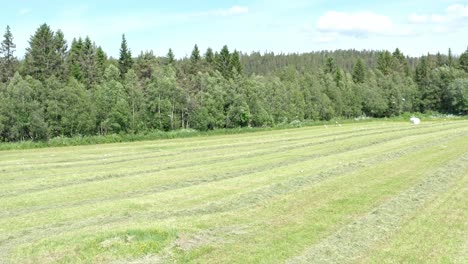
190, 44, 201, 64
96, 46, 107, 82
190, 44, 201, 74
324, 57, 336, 74
81, 36, 98, 88
205, 47, 214, 64
352, 58, 365, 84
166, 48, 175, 65
118, 34, 133, 77
436, 52, 444, 67
392, 48, 405, 62
377, 51, 393, 75
54, 30, 68, 80
24, 24, 66, 81
230, 50, 242, 75
448, 48, 453, 67
392, 48, 410, 75
215, 45, 231, 78
134, 51, 157, 81
0, 25, 18, 82
459, 47, 468, 73
67, 38, 83, 81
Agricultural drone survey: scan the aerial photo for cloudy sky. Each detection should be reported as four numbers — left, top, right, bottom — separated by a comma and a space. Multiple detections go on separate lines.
3, 0, 468, 58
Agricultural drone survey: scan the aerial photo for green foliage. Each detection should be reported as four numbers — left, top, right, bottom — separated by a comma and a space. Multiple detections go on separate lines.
118, 34, 133, 77
134, 51, 157, 81
1, 23, 467, 143
352, 59, 366, 84
324, 57, 336, 74
230, 50, 242, 75
377, 51, 393, 75
23, 24, 67, 81
96, 46, 108, 81
215, 45, 232, 78
166, 48, 175, 65
446, 78, 468, 114
459, 47, 468, 73
205, 47, 214, 64
0, 25, 18, 82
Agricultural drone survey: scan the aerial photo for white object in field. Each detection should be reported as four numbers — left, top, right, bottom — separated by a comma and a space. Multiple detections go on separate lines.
410, 117, 421, 125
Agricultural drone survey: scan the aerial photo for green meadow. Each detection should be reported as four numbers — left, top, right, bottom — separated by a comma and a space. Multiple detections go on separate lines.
0, 120, 467, 263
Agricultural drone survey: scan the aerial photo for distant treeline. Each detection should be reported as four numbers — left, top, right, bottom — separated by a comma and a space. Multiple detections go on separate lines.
0, 23, 467, 142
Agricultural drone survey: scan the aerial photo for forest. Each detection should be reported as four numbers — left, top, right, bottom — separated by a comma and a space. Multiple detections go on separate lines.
0, 23, 467, 142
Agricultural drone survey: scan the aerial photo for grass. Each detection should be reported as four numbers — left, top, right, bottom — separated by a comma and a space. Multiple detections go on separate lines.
0, 120, 467, 263
1, 113, 465, 151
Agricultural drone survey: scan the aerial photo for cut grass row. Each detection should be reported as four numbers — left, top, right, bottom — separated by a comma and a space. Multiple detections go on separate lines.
0, 120, 467, 263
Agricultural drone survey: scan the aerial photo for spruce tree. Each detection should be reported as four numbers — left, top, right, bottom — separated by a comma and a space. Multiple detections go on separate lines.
24, 24, 66, 81
118, 34, 133, 77
67, 38, 83, 81
448, 48, 453, 67
324, 57, 336, 74
0, 25, 17, 82
392, 48, 405, 62
459, 47, 468, 73
205, 47, 214, 64
190, 44, 200, 64
352, 58, 365, 84
215, 45, 231, 78
230, 50, 242, 75
190, 44, 201, 74
166, 48, 175, 65
96, 46, 107, 82
377, 51, 393, 75
436, 52, 444, 67
54, 30, 68, 74
81, 36, 98, 88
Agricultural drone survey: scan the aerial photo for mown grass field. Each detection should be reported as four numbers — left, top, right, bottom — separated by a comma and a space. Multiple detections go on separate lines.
0, 120, 467, 263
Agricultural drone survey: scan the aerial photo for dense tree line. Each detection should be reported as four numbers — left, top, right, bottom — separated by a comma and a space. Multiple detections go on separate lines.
0, 24, 467, 141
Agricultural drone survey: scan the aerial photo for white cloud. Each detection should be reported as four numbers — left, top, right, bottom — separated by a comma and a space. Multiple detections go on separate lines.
407, 4, 468, 28
316, 11, 411, 38
211, 6, 249, 16
431, 14, 446, 23
409, 14, 428, 23
447, 4, 468, 17
18, 8, 31, 15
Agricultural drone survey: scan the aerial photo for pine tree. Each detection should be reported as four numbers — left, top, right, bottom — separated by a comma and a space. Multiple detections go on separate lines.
352, 58, 365, 84
190, 44, 200, 64
392, 48, 410, 75
80, 36, 98, 88
459, 46, 468, 73
0, 25, 17, 82
118, 34, 133, 77
205, 47, 214, 64
215, 45, 231, 78
54, 30, 68, 80
230, 50, 242, 75
392, 48, 405, 62
448, 48, 453, 67
324, 57, 336, 74
334, 68, 343, 88
67, 38, 83, 81
190, 44, 201, 74
377, 51, 393, 75
134, 51, 157, 81
96, 46, 107, 82
24, 24, 66, 81
436, 52, 444, 67
166, 48, 175, 65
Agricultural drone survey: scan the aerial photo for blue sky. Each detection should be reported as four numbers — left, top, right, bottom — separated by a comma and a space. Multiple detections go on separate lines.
3, 0, 468, 58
